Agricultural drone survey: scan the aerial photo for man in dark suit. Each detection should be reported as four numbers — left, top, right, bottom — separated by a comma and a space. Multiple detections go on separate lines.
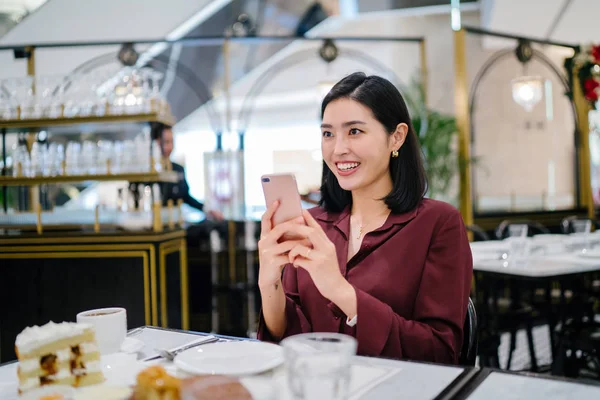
152, 123, 224, 220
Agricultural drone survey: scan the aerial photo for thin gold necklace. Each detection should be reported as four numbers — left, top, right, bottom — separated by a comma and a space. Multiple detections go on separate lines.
353, 213, 388, 240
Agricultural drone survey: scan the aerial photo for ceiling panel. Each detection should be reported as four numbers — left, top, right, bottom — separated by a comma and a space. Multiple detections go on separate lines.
551, 0, 600, 44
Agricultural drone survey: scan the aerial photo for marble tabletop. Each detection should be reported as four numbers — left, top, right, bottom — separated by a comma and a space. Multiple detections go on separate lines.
466, 371, 600, 400
0, 326, 467, 400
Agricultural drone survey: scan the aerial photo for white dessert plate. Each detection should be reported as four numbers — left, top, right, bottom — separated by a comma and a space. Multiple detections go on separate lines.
579, 249, 600, 259
74, 385, 132, 400
120, 337, 144, 354
174, 341, 284, 376
19, 385, 75, 400
101, 353, 148, 387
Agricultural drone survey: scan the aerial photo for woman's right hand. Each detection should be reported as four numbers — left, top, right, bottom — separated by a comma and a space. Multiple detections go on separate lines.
258, 201, 308, 290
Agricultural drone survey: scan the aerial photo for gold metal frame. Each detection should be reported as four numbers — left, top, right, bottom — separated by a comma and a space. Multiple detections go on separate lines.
158, 238, 189, 330
0, 171, 178, 186
0, 250, 152, 325
0, 112, 175, 130
454, 28, 474, 227
572, 66, 595, 219
0, 229, 185, 245
419, 39, 428, 107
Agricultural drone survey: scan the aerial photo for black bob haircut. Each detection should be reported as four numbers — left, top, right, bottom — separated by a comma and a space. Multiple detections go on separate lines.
318, 72, 428, 214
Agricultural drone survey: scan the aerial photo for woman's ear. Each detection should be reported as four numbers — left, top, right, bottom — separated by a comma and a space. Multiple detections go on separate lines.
391, 123, 409, 152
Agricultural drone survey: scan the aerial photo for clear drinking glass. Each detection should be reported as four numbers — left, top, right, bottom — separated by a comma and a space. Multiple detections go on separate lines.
507, 224, 529, 263
572, 219, 592, 252
281, 332, 357, 400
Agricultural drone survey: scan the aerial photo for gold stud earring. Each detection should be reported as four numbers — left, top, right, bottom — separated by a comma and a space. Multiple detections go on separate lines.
391, 150, 399, 158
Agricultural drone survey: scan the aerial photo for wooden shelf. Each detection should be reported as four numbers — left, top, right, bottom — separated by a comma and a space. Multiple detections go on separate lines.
0, 171, 178, 186
0, 112, 175, 130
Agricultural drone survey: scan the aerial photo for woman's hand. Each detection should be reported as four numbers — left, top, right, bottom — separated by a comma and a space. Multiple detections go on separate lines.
257, 201, 309, 290
285, 209, 348, 302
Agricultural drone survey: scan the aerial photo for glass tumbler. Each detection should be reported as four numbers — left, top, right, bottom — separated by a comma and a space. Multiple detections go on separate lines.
281, 332, 357, 400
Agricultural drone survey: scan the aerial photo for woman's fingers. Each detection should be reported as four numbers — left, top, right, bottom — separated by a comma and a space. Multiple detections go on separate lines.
279, 224, 326, 249
261, 216, 305, 245
260, 201, 279, 238
288, 243, 313, 264
302, 209, 329, 242
268, 239, 311, 257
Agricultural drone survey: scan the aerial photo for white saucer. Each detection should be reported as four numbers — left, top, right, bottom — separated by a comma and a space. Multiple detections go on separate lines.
174, 341, 284, 376
120, 337, 145, 354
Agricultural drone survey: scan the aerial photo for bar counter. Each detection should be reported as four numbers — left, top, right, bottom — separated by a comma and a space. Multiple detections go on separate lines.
0, 228, 189, 363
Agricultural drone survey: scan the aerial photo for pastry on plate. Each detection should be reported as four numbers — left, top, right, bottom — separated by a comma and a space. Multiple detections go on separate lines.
130, 365, 254, 400
131, 365, 180, 400
181, 375, 253, 400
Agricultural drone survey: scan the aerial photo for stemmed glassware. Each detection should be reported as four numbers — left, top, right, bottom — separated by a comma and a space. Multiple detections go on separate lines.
0, 68, 167, 120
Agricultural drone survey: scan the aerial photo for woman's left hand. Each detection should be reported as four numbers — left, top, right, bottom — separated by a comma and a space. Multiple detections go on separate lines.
285, 209, 347, 301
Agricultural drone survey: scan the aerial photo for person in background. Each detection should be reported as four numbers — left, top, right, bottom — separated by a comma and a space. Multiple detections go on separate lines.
151, 122, 224, 221
256, 72, 473, 364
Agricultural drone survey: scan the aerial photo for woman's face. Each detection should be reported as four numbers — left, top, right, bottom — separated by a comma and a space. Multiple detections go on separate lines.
321, 98, 407, 195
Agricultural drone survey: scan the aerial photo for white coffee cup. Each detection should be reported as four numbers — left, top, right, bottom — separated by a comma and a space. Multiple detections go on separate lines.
76, 307, 127, 355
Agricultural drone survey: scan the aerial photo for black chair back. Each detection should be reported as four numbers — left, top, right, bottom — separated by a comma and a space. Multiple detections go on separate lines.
459, 298, 478, 366
466, 224, 490, 241
561, 215, 599, 234
494, 220, 550, 240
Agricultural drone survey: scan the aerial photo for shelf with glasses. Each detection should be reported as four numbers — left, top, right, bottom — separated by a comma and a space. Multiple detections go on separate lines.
0, 111, 176, 130
0, 171, 178, 186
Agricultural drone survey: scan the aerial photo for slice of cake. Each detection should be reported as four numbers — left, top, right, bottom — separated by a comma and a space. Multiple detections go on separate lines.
15, 321, 105, 395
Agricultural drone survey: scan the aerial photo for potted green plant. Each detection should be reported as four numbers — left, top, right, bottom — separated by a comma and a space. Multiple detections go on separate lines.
403, 78, 463, 204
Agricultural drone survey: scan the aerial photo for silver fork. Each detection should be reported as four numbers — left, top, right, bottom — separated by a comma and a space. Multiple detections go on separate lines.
154, 336, 220, 361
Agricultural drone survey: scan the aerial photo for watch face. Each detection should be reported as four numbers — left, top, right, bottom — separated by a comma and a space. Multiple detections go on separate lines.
173, 186, 179, 195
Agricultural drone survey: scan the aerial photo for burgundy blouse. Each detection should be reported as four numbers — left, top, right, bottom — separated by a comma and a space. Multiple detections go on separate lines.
257, 198, 473, 364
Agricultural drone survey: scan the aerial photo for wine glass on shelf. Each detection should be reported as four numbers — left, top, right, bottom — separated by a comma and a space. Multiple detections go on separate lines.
8, 77, 34, 120
63, 74, 84, 118
0, 83, 15, 120
149, 70, 164, 113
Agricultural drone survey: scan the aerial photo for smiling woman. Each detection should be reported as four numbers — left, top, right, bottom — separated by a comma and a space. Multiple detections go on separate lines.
256, 72, 473, 365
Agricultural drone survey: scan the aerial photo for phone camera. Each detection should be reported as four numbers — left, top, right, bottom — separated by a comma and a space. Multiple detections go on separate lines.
261, 177, 271, 183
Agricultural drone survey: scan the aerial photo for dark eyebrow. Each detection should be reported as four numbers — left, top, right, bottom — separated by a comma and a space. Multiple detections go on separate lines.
320, 120, 367, 129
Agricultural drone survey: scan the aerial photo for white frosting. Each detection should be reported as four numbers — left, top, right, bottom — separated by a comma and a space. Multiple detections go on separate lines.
18, 343, 98, 373
16, 321, 92, 354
